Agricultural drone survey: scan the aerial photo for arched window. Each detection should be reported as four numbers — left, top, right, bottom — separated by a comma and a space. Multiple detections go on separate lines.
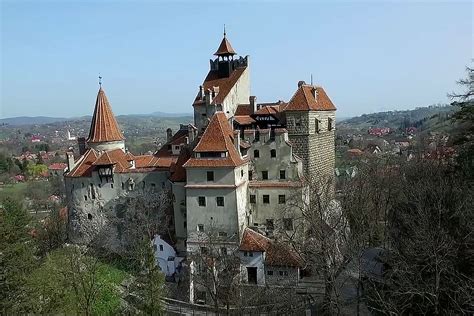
270, 149, 276, 158
254, 150, 260, 158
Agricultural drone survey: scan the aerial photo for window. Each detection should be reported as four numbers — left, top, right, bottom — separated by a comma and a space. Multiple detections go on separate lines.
262, 171, 268, 180
207, 171, 214, 181
159, 245, 164, 251
283, 218, 293, 230
111, 183, 114, 188
295, 117, 301, 127
267, 270, 274, 276
255, 131, 260, 141
278, 195, 286, 204
280, 170, 286, 179
197, 224, 204, 232
249, 252, 253, 257
221, 247, 227, 255
249, 170, 253, 179
121, 182, 125, 190
198, 196, 206, 206
153, 244, 157, 251
279, 271, 288, 276
218, 231, 227, 237
87, 213, 92, 220
254, 150, 260, 158
216, 196, 224, 207
266, 219, 274, 230
270, 149, 276, 158
244, 251, 248, 257
328, 118, 333, 131
84, 195, 88, 201
270, 130, 275, 141
263, 195, 270, 204
241, 170, 244, 177
183, 221, 187, 228
250, 194, 256, 204
315, 119, 320, 133
201, 247, 208, 254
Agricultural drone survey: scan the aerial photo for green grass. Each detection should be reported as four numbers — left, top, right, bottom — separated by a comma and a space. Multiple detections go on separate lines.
0, 182, 28, 200
93, 262, 129, 315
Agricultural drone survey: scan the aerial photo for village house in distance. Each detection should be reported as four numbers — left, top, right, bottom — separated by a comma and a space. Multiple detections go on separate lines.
63, 31, 337, 302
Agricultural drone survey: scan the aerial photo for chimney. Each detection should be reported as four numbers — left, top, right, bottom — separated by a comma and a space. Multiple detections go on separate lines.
77, 137, 87, 155
188, 124, 196, 143
312, 87, 317, 99
166, 128, 172, 142
250, 96, 257, 114
67, 152, 75, 172
298, 80, 306, 88
199, 85, 204, 100
234, 130, 241, 153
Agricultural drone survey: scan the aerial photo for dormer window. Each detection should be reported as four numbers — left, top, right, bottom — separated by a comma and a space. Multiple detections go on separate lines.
98, 165, 113, 181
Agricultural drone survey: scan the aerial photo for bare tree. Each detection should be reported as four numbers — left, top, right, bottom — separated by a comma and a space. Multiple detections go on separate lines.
188, 223, 241, 314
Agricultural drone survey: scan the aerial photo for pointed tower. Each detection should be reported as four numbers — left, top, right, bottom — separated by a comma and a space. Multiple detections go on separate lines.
86, 87, 125, 152
192, 30, 250, 132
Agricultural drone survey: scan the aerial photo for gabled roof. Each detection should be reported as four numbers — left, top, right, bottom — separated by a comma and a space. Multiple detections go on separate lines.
239, 228, 304, 267
184, 112, 247, 168
285, 84, 336, 112
193, 67, 247, 106
66, 149, 99, 177
234, 115, 255, 126
48, 163, 67, 170
87, 88, 125, 143
235, 104, 252, 116
169, 147, 191, 182
214, 35, 236, 56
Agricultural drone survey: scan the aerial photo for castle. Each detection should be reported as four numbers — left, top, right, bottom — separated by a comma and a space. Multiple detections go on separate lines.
64, 32, 336, 298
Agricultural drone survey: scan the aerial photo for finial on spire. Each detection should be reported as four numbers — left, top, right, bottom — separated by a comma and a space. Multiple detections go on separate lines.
98, 74, 102, 88
310, 74, 313, 85
223, 24, 226, 37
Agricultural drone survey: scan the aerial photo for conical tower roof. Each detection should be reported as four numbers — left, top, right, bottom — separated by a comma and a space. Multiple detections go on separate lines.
87, 87, 124, 143
214, 33, 236, 56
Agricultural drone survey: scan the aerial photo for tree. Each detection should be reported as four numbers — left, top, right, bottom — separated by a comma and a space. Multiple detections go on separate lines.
128, 239, 165, 315
0, 197, 36, 314
35, 205, 67, 256
364, 161, 473, 315
188, 225, 241, 314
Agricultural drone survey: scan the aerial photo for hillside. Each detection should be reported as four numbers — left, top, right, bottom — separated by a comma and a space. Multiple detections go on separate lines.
340, 104, 457, 132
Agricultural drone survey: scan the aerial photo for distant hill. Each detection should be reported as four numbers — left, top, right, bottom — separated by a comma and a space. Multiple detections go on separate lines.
0, 112, 192, 126
339, 104, 458, 131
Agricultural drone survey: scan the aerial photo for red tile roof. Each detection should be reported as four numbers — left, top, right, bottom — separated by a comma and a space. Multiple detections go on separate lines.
285, 85, 336, 112
235, 104, 252, 116
169, 147, 191, 182
214, 35, 236, 56
48, 163, 67, 170
66, 149, 99, 177
234, 115, 255, 125
184, 112, 247, 168
239, 228, 304, 267
193, 67, 247, 106
87, 88, 125, 143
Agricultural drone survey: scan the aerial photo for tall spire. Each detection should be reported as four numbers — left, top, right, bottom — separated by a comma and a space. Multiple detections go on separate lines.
214, 27, 236, 57
87, 87, 124, 144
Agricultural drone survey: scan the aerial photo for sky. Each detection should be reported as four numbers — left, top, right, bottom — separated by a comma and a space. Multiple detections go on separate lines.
1, 0, 472, 119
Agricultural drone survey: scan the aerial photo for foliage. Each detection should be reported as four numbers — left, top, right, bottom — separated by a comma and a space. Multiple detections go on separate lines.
27, 246, 128, 315
0, 197, 36, 314
35, 205, 67, 256
26, 163, 47, 178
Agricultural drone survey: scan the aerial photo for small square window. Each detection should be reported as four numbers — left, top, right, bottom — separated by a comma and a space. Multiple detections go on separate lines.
201, 247, 208, 254
270, 149, 276, 158
159, 245, 163, 251
262, 171, 268, 180
207, 171, 214, 181
279, 271, 284, 276
280, 170, 286, 179
263, 195, 270, 204
278, 195, 286, 204
216, 196, 224, 207
250, 194, 256, 204
267, 270, 273, 275
197, 224, 204, 232
218, 231, 227, 237
244, 251, 248, 257
249, 252, 253, 257
221, 247, 227, 255
254, 150, 259, 158
198, 196, 206, 206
